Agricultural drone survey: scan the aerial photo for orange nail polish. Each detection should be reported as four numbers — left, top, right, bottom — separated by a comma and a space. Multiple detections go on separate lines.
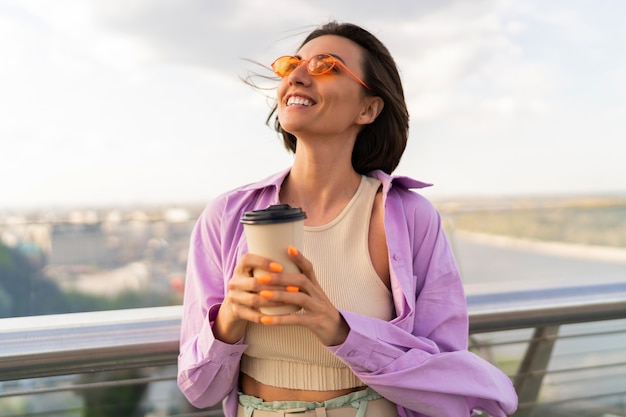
259, 290, 274, 299
256, 274, 271, 284
260, 316, 273, 325
269, 262, 283, 272
288, 245, 298, 256
286, 286, 299, 293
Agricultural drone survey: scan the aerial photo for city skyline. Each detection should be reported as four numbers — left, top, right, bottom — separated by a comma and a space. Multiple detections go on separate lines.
2, 0, 626, 209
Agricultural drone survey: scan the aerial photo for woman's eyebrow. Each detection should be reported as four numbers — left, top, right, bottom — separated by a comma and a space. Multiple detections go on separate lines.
328, 53, 346, 63
294, 53, 347, 64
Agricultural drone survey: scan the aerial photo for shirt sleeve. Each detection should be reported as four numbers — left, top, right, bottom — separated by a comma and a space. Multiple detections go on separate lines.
177, 200, 247, 409
327, 189, 518, 417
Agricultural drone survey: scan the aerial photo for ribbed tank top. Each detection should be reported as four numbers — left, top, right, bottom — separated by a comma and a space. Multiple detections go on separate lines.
241, 176, 394, 391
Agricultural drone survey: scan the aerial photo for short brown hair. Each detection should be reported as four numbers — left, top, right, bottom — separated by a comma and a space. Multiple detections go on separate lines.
268, 22, 409, 175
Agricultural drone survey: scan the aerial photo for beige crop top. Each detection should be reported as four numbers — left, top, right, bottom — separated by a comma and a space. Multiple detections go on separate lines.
240, 175, 395, 391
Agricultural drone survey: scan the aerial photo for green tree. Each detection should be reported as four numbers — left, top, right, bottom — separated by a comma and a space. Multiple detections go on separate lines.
79, 370, 148, 417
0, 243, 34, 317
0, 286, 12, 316
0, 243, 68, 317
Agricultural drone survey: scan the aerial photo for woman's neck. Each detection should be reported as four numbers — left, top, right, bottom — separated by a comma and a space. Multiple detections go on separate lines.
280, 154, 361, 227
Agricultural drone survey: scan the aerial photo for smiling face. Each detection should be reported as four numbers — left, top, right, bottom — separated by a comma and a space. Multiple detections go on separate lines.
276, 35, 373, 143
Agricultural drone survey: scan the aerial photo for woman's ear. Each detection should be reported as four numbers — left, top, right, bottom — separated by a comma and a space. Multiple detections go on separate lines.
357, 96, 384, 125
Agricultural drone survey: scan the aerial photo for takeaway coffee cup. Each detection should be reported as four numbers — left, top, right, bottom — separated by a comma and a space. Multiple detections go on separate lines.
240, 204, 307, 315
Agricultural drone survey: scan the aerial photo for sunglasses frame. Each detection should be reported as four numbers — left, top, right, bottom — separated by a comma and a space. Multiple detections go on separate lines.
271, 54, 371, 90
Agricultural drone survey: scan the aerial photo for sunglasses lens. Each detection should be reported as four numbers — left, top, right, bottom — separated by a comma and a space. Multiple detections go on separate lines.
309, 55, 335, 75
272, 56, 300, 77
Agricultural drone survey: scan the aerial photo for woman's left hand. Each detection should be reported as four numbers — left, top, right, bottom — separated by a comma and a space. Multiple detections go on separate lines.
257, 245, 350, 346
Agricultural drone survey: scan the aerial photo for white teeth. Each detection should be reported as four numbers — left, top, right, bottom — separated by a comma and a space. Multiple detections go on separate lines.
287, 96, 313, 106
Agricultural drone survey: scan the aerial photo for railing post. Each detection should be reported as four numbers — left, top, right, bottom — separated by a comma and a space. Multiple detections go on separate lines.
512, 325, 560, 417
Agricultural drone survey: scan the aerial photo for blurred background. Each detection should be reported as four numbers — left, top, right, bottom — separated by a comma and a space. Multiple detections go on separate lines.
1, 0, 625, 416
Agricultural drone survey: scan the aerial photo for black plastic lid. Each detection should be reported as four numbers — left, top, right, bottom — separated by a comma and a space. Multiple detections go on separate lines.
240, 204, 307, 225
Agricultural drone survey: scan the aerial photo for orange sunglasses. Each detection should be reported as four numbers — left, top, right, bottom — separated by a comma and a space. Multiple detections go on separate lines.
271, 54, 371, 90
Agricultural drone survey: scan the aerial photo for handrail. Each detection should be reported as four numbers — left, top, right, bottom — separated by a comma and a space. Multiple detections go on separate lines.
0, 306, 182, 381
467, 281, 626, 333
1, 282, 626, 381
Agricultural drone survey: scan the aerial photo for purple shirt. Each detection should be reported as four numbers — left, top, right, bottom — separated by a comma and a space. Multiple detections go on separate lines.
177, 168, 518, 417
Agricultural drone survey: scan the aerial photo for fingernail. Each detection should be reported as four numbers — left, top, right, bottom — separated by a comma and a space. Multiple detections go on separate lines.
288, 245, 298, 256
269, 262, 283, 272
256, 274, 271, 284
286, 286, 299, 293
260, 316, 273, 325
259, 290, 274, 299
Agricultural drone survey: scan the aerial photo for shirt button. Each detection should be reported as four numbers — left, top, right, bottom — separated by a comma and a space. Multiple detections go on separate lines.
347, 350, 356, 357
392, 254, 400, 261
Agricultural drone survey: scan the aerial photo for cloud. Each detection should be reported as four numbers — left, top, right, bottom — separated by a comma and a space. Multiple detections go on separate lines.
91, 0, 300, 70
2, 0, 626, 208
88, 0, 499, 71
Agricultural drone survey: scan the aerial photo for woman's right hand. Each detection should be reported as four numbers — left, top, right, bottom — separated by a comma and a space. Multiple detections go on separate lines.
212, 253, 283, 344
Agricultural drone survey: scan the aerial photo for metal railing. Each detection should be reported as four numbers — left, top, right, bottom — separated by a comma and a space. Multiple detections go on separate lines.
0, 307, 181, 382
467, 281, 626, 417
2, 282, 626, 417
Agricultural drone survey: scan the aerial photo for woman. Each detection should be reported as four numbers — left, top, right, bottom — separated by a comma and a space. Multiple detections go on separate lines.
177, 21, 518, 417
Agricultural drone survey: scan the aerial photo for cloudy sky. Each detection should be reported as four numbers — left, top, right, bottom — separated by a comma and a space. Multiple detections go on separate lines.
1, 0, 625, 209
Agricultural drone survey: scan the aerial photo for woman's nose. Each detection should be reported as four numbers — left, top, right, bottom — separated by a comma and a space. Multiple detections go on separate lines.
287, 61, 311, 86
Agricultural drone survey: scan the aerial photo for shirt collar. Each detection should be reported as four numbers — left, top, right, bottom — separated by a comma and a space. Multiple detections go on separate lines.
367, 169, 433, 191
237, 167, 291, 192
